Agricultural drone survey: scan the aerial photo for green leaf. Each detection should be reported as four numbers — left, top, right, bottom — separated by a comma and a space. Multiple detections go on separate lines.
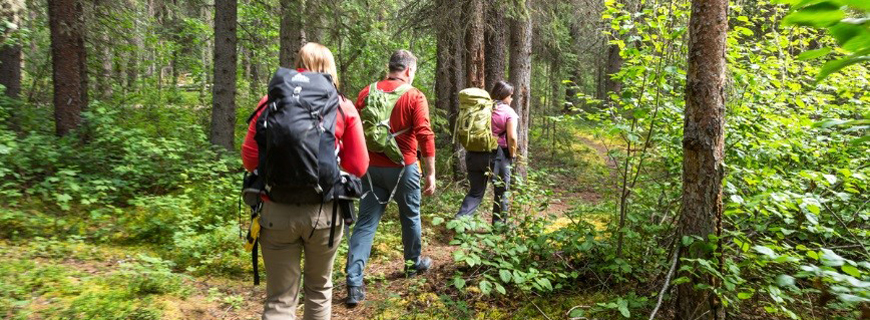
569, 308, 584, 318
797, 48, 832, 60
754, 245, 778, 259
817, 55, 870, 82
806, 202, 821, 214
617, 298, 630, 318
820, 249, 845, 267
453, 277, 466, 290
479, 280, 492, 295
776, 275, 796, 287
432, 217, 444, 225
842, 0, 870, 9
682, 236, 695, 246
536, 278, 553, 291
841, 265, 861, 277
737, 291, 755, 299
828, 22, 868, 48
838, 294, 870, 303
851, 135, 870, 145
494, 283, 506, 295
814, 119, 850, 128
783, 2, 845, 27
499, 269, 512, 283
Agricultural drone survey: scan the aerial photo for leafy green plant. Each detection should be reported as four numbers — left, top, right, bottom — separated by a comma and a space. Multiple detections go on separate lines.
777, 0, 870, 82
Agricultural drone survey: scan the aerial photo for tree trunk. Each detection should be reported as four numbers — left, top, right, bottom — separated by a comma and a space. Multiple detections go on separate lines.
452, 5, 468, 179
0, 0, 24, 99
210, 0, 237, 151
509, 0, 532, 179
484, 0, 506, 90
465, 0, 485, 89
279, 0, 306, 67
676, 0, 728, 318
435, 0, 454, 116
305, 0, 323, 43
48, 0, 88, 136
126, 0, 141, 93
598, 42, 623, 103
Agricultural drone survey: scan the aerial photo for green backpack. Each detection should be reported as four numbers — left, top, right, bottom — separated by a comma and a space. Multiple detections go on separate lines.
360, 82, 413, 165
454, 88, 497, 152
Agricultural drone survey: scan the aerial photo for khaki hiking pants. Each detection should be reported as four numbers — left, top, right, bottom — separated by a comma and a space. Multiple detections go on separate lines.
259, 201, 343, 320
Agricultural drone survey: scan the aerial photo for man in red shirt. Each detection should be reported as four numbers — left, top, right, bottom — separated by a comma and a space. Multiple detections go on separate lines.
344, 50, 436, 307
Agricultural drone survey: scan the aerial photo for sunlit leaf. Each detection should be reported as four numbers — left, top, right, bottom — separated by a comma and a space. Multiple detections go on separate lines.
797, 48, 832, 60
783, 2, 845, 27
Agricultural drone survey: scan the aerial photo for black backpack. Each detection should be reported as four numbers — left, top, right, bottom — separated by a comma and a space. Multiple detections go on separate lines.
253, 67, 341, 204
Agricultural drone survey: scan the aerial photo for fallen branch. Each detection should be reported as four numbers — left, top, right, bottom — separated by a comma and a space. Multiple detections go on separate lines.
648, 246, 680, 320
530, 300, 553, 320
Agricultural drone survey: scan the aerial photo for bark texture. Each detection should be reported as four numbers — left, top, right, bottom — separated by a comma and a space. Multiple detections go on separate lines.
48, 0, 88, 136
0, 0, 23, 99
598, 42, 623, 102
210, 0, 237, 151
509, 0, 532, 179
452, 4, 468, 178
676, 0, 728, 318
483, 0, 506, 90
465, 0, 485, 89
435, 0, 456, 115
434, 0, 467, 178
279, 0, 306, 67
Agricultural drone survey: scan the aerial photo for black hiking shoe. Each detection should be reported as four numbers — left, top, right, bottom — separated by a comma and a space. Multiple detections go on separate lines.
345, 286, 364, 308
406, 256, 433, 277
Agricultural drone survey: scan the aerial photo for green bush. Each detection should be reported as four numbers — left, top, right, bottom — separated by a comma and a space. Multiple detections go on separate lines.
170, 221, 249, 276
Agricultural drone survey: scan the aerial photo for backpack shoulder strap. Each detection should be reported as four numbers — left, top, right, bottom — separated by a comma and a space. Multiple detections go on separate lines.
246, 98, 270, 124
391, 83, 413, 96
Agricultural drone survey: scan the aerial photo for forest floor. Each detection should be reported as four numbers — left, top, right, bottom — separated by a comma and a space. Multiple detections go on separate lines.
0, 126, 618, 320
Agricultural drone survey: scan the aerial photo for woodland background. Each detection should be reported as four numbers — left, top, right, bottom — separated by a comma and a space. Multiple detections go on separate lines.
0, 0, 867, 319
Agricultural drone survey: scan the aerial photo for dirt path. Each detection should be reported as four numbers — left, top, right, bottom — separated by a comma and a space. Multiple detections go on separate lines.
329, 241, 459, 320
541, 131, 617, 217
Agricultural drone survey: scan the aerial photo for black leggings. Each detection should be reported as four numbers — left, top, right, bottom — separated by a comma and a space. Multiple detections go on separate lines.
455, 147, 512, 223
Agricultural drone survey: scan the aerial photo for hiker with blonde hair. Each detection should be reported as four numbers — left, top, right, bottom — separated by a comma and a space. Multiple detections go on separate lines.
241, 42, 369, 320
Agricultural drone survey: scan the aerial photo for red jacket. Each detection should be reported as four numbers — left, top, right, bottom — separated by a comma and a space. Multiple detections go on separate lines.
241, 94, 369, 178
356, 79, 435, 167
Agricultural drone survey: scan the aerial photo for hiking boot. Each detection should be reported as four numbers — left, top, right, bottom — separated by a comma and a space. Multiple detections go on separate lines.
406, 256, 433, 277
345, 286, 365, 307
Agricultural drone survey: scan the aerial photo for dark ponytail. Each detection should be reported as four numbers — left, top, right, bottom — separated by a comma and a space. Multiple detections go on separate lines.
490, 81, 514, 102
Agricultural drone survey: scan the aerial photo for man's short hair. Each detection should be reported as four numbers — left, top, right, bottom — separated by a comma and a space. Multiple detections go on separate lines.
388, 50, 417, 73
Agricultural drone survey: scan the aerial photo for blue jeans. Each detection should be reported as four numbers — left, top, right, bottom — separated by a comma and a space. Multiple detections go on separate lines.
345, 164, 422, 287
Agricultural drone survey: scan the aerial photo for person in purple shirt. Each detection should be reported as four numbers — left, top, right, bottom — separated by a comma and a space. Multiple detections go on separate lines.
455, 81, 519, 224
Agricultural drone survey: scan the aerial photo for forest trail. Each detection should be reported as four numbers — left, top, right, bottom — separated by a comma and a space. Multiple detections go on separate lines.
0, 129, 618, 320
325, 128, 617, 319
539, 128, 616, 220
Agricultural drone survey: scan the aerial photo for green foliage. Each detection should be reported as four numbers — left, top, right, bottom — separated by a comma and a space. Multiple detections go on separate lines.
586, 0, 870, 318
777, 0, 870, 82
170, 221, 249, 276
438, 174, 604, 296
0, 249, 189, 320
